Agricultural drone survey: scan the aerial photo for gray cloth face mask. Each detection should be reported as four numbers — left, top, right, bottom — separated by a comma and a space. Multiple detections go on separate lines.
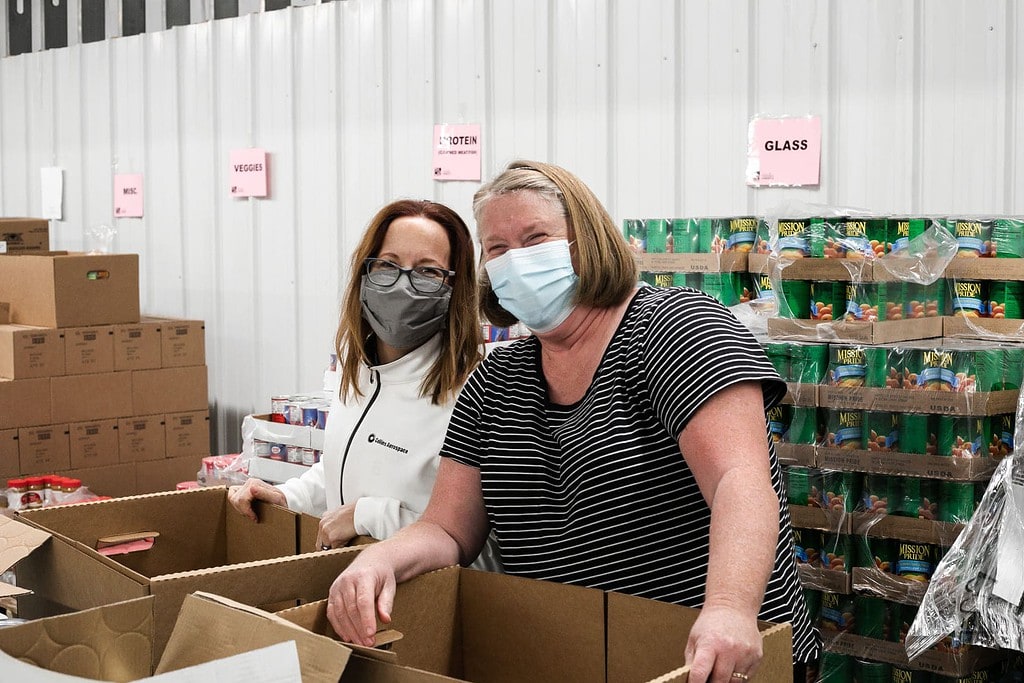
359, 274, 452, 350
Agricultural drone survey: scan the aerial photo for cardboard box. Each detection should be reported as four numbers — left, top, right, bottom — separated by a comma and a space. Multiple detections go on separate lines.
69, 419, 119, 469
63, 462, 136, 498
0, 377, 51, 429
113, 319, 163, 370
132, 366, 208, 415
64, 325, 115, 375
816, 446, 997, 481
155, 318, 206, 368
0, 590, 356, 682
796, 564, 852, 594
818, 384, 1019, 417
767, 317, 944, 344
850, 513, 963, 546
119, 414, 166, 462
0, 252, 140, 327
50, 371, 133, 424
637, 251, 748, 273
0, 428, 18, 478
821, 631, 1005, 678
944, 257, 1024, 281
0, 324, 65, 379
788, 504, 852, 534
247, 414, 326, 451
850, 566, 930, 604
249, 456, 311, 485
278, 566, 794, 683
943, 314, 1024, 341
0, 301, 8, 323
135, 454, 204, 494
14, 487, 363, 657
775, 443, 816, 468
0, 217, 49, 254
18, 424, 70, 474
781, 381, 818, 407
165, 410, 211, 458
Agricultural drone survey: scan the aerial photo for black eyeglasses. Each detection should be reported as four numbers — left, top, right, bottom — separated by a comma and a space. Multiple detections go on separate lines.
364, 258, 454, 294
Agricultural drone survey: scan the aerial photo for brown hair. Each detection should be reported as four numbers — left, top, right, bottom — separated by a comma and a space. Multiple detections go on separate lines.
335, 199, 482, 405
472, 160, 637, 328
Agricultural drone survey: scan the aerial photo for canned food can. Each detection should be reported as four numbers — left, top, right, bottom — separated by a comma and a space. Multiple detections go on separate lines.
855, 535, 895, 573
988, 280, 1024, 319
822, 470, 861, 512
644, 219, 669, 253
641, 272, 674, 288
899, 413, 933, 455
286, 397, 308, 426
897, 477, 939, 520
802, 588, 822, 622
823, 533, 851, 572
990, 413, 1014, 459
889, 216, 928, 255
863, 411, 898, 452
890, 601, 918, 644
786, 466, 822, 506
699, 218, 722, 254
786, 407, 820, 445
777, 279, 811, 319
270, 395, 289, 423
269, 443, 286, 461
829, 345, 867, 387
818, 651, 852, 683
670, 218, 699, 254
895, 541, 935, 582
623, 219, 646, 253
724, 216, 758, 253
854, 595, 890, 639
937, 415, 990, 457
993, 217, 1024, 258
854, 659, 891, 682
699, 272, 743, 307
300, 401, 320, 428
767, 405, 793, 443
820, 591, 855, 632
826, 409, 863, 449
286, 445, 303, 464
863, 346, 892, 388
950, 279, 988, 317
890, 665, 930, 682
916, 347, 957, 391
862, 474, 897, 515
939, 480, 977, 523
905, 280, 946, 318
790, 342, 829, 384
950, 217, 993, 257
317, 406, 330, 430
1002, 347, 1024, 389
254, 440, 272, 458
841, 217, 888, 259
777, 218, 816, 258
763, 342, 790, 380
956, 347, 1003, 392
792, 528, 822, 567
672, 272, 700, 288
300, 446, 316, 466
754, 218, 772, 254
811, 280, 844, 321
751, 271, 775, 308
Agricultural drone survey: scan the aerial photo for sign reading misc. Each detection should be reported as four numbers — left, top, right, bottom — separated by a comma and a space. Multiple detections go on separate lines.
229, 148, 269, 198
114, 174, 145, 217
432, 123, 481, 181
746, 115, 822, 187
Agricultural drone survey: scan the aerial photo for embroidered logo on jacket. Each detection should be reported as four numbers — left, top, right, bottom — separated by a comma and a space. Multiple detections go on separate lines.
367, 433, 409, 454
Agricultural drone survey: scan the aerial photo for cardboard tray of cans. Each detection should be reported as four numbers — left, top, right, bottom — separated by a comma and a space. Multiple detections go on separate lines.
796, 565, 851, 595
850, 567, 931, 604
943, 315, 1024, 339
820, 632, 1006, 678
636, 251, 748, 273
781, 382, 819, 407
849, 513, 964, 546
815, 447, 997, 481
817, 385, 1019, 417
788, 504, 852, 535
776, 443, 816, 469
767, 318, 944, 345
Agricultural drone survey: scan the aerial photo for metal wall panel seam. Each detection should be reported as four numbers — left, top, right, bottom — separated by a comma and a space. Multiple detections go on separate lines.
674, 0, 683, 215
208, 17, 228, 452
31, 0, 42, 52
1004, 0, 1017, 212
745, 0, 758, 215
288, 6, 303, 395
911, 0, 924, 212
141, 35, 154, 318
380, 0, 391, 199
247, 10, 263, 419
0, 0, 9, 57
605, 0, 617, 219
545, 0, 556, 164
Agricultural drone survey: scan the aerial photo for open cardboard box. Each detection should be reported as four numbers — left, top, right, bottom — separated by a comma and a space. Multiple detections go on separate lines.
943, 314, 1024, 341
818, 385, 1019, 417
0, 592, 362, 682
820, 631, 1006, 678
767, 317, 944, 345
10, 486, 363, 658
637, 251, 748, 273
775, 443, 816, 468
277, 565, 794, 683
815, 446, 997, 481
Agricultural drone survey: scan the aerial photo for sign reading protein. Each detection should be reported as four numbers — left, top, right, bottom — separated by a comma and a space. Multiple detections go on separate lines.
230, 148, 269, 198
432, 124, 481, 181
745, 115, 822, 187
113, 174, 144, 218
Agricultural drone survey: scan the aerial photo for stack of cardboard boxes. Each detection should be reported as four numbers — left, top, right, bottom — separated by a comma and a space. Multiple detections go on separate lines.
0, 218, 211, 497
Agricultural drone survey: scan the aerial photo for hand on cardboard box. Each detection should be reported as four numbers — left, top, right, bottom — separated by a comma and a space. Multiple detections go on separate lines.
316, 504, 357, 550
228, 478, 288, 522
683, 604, 762, 683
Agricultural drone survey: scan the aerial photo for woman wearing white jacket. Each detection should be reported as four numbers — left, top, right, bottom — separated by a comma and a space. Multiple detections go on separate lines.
229, 199, 498, 568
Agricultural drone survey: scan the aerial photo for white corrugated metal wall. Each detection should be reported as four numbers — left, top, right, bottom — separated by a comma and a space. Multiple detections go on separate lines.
0, 0, 1021, 453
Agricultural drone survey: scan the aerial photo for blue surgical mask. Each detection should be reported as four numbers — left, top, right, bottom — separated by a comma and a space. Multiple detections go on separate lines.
484, 239, 578, 333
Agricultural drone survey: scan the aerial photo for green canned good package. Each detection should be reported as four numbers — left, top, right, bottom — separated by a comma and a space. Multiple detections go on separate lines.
723, 216, 758, 253
623, 219, 646, 253
895, 541, 936, 582
915, 347, 957, 391
792, 527, 822, 567
896, 477, 939, 520
950, 217, 994, 257
989, 413, 1014, 460
701, 218, 723, 254
818, 651, 852, 683
939, 480, 977, 523
767, 404, 793, 443
811, 280, 844, 321
890, 601, 918, 644
890, 665, 930, 682
820, 591, 855, 632
993, 217, 1024, 258
763, 342, 791, 380
955, 347, 1004, 392
826, 409, 863, 449
776, 217, 823, 258
905, 280, 946, 318
822, 470, 861, 512
988, 280, 1024, 319
699, 272, 743, 307
899, 413, 934, 455
823, 533, 852, 573
844, 281, 899, 322
790, 342, 829, 384
786, 466, 822, 506
641, 272, 674, 288
863, 411, 899, 452
855, 535, 895, 573
839, 216, 888, 259
854, 595, 890, 640
950, 278, 988, 317
938, 415, 991, 457
754, 218, 772, 254
1002, 347, 1024, 389
829, 344, 867, 387
670, 218, 699, 254
889, 216, 928, 255
777, 279, 811, 319
854, 658, 891, 682
863, 346, 891, 388
862, 474, 897, 514
751, 270, 774, 307
644, 219, 669, 253
786, 406, 819, 445
802, 588, 822, 622
672, 272, 700, 288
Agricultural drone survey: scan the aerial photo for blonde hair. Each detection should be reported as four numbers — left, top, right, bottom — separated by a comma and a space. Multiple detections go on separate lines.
473, 160, 637, 327
335, 200, 482, 405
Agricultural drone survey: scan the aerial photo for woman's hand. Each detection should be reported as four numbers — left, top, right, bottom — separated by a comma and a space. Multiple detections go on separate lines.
683, 604, 762, 683
327, 554, 397, 647
317, 504, 358, 549
227, 478, 288, 521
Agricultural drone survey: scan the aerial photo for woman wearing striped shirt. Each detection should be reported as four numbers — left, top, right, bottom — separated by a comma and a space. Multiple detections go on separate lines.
327, 161, 819, 682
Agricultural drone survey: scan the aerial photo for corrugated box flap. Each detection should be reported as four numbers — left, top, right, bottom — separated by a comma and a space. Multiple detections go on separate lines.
0, 514, 52, 596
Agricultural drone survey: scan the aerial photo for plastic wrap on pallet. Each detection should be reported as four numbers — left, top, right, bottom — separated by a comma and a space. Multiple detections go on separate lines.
906, 389, 1024, 658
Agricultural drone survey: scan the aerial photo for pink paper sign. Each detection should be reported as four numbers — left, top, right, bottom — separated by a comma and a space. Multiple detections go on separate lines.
746, 116, 822, 187
113, 174, 144, 218
432, 124, 481, 181
230, 149, 269, 198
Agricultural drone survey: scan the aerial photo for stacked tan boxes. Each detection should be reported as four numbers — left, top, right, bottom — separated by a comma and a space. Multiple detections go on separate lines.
0, 241, 211, 497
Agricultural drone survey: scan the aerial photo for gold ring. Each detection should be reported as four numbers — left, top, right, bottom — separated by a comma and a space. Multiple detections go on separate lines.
320, 544, 331, 551
731, 674, 749, 681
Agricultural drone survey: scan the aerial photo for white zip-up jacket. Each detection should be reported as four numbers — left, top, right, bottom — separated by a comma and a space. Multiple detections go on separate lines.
277, 334, 450, 539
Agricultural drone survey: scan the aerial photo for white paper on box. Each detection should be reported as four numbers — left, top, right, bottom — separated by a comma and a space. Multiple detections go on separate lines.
41, 167, 63, 220
143, 641, 302, 683
993, 482, 1024, 606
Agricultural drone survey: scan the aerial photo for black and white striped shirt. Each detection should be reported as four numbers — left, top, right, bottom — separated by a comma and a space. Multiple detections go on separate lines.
442, 285, 819, 663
